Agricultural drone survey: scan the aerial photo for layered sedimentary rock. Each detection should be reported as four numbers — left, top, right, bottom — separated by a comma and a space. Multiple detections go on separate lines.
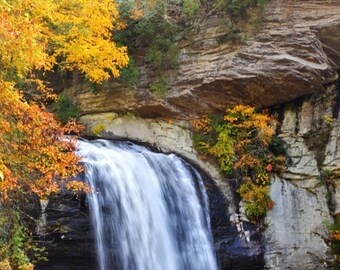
73, 0, 340, 119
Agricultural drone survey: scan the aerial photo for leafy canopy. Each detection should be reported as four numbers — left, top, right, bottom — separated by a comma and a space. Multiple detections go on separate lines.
0, 81, 83, 199
0, 0, 128, 200
0, 0, 129, 83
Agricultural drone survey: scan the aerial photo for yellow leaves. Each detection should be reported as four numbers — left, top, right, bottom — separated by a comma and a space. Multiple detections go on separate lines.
330, 230, 340, 241
225, 104, 254, 120
0, 0, 54, 77
129, 9, 143, 20
57, 37, 129, 83
238, 179, 271, 222
0, 259, 12, 270
234, 153, 260, 170
0, 0, 128, 83
51, 0, 128, 83
18, 263, 34, 270
208, 129, 235, 173
191, 115, 213, 134
224, 105, 275, 139
255, 172, 270, 186
192, 105, 281, 223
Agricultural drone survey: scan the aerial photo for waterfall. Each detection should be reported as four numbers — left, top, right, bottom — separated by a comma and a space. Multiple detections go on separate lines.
76, 139, 218, 270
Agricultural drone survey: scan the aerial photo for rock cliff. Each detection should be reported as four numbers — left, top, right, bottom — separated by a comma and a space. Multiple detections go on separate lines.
72, 0, 340, 119
264, 78, 339, 269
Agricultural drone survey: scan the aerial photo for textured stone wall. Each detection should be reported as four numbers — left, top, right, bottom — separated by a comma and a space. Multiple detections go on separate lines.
72, 0, 340, 119
264, 77, 339, 269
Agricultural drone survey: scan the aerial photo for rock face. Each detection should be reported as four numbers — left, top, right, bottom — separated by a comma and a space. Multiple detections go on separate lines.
264, 78, 339, 269
36, 191, 98, 270
73, 0, 340, 119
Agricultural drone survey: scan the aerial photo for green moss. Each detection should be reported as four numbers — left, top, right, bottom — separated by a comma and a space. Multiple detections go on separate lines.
92, 124, 106, 136
125, 111, 135, 118
104, 114, 118, 123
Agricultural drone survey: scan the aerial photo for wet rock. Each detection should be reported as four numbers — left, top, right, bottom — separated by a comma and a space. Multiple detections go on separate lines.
35, 191, 98, 270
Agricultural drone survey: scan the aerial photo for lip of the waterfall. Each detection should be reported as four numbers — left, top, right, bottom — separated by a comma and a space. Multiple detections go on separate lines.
79, 135, 164, 153
78, 135, 213, 181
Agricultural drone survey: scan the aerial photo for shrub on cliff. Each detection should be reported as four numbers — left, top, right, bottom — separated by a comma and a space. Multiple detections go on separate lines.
192, 105, 285, 223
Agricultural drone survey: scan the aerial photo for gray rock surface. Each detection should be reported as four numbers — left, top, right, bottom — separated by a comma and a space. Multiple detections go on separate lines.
264, 79, 339, 269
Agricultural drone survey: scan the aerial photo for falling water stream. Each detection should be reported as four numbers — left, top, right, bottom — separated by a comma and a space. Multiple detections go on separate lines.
76, 139, 218, 270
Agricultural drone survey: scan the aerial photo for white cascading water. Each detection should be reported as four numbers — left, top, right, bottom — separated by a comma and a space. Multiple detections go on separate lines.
76, 139, 218, 270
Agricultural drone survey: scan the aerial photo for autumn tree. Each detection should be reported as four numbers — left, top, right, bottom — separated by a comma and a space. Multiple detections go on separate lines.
0, 0, 128, 268
0, 0, 129, 84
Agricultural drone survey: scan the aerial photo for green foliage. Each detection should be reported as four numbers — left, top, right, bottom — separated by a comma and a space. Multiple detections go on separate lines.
0, 208, 46, 269
119, 57, 139, 85
217, 21, 245, 44
149, 78, 169, 97
213, 0, 266, 20
137, 18, 179, 71
115, 0, 181, 83
214, 0, 251, 18
268, 135, 286, 156
324, 215, 340, 269
182, 0, 200, 18
54, 94, 80, 125
208, 126, 235, 173
238, 180, 272, 222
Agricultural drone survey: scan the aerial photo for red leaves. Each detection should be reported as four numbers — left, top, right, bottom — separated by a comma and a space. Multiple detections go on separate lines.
266, 164, 273, 172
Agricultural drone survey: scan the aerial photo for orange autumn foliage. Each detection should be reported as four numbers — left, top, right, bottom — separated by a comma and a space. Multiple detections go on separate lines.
0, 81, 84, 200
0, 0, 125, 267
0, 0, 131, 202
